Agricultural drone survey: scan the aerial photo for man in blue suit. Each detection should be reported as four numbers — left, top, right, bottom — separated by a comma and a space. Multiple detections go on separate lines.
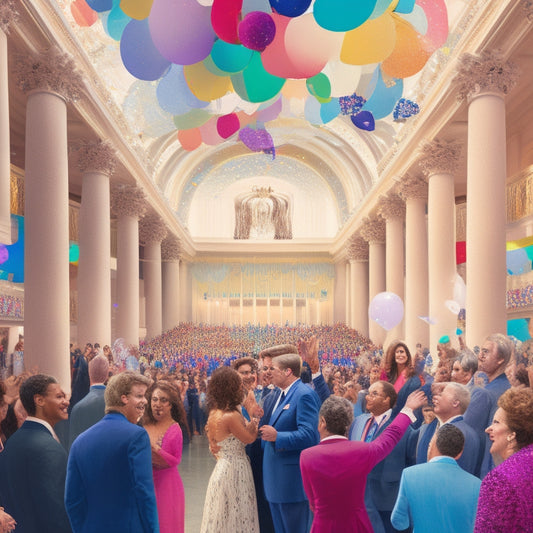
260, 346, 320, 533
68, 355, 109, 448
392, 424, 481, 533
415, 382, 480, 476
0, 374, 72, 533
349, 380, 417, 533
65, 371, 159, 533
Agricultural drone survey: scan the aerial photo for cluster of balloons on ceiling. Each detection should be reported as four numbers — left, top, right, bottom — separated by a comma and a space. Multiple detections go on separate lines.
71, 0, 449, 155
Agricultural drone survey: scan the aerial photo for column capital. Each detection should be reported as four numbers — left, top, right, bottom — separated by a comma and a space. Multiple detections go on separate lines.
418, 139, 461, 177
111, 185, 147, 219
140, 212, 168, 245
397, 173, 428, 201
360, 216, 386, 244
454, 50, 519, 102
14, 46, 84, 102
0, 0, 19, 34
162, 235, 182, 261
377, 193, 405, 221
346, 234, 369, 261
74, 141, 117, 176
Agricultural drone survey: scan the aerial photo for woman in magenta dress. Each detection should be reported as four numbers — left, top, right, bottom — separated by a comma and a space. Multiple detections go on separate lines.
475, 387, 533, 532
143, 380, 189, 533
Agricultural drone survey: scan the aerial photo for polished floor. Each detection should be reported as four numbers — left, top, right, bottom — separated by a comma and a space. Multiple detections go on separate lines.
181, 435, 216, 533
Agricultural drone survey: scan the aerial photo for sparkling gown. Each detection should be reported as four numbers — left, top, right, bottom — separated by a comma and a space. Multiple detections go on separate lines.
153, 423, 185, 533
200, 435, 259, 533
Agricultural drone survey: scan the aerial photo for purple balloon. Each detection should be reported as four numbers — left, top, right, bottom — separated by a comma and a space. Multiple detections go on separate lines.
369, 292, 404, 331
351, 110, 375, 131
239, 127, 275, 158
0, 244, 8, 265
120, 19, 171, 81
149, 0, 216, 65
238, 12, 276, 52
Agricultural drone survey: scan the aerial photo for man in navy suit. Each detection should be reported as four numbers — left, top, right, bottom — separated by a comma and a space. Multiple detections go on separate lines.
0, 374, 72, 533
392, 424, 481, 533
260, 345, 320, 533
68, 355, 109, 448
65, 371, 159, 533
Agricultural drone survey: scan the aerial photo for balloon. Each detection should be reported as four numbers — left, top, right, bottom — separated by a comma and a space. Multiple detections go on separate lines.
322, 62, 362, 98
120, 0, 153, 20
69, 242, 80, 263
445, 300, 460, 315
239, 126, 275, 155
256, 98, 282, 121
238, 11, 276, 52
242, 0, 271, 15
173, 109, 212, 129
320, 98, 341, 123
86, 0, 112, 12
306, 73, 331, 102
394, 0, 416, 13
149, 0, 215, 65
351, 110, 375, 130
106, 3, 131, 40
120, 19, 171, 81
178, 128, 203, 150
369, 291, 404, 331
211, 0, 242, 43
211, 40, 254, 74
217, 113, 241, 138
314, 0, 377, 32
453, 273, 466, 308
184, 61, 232, 102
0, 244, 8, 265
507, 318, 532, 342
71, 0, 98, 26
269, 0, 312, 18
361, 68, 403, 119
199, 118, 225, 145
157, 64, 209, 114
507, 248, 532, 275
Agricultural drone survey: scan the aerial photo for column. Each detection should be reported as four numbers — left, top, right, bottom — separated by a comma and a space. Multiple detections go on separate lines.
162, 236, 181, 332
0, 7, 18, 244
419, 139, 461, 355
454, 51, 518, 347
112, 185, 146, 347
76, 142, 116, 348
347, 234, 369, 337
345, 261, 351, 325
179, 260, 192, 323
378, 193, 406, 343
333, 260, 346, 324
360, 216, 386, 346
20, 49, 83, 388
140, 213, 168, 340
398, 174, 429, 350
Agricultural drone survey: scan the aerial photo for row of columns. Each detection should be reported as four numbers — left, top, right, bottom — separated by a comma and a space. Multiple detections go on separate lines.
345, 50, 518, 351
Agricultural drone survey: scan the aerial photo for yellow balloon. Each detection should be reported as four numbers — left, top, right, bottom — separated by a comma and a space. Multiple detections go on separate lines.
340, 13, 396, 65
183, 61, 233, 102
381, 14, 430, 79
120, 0, 153, 20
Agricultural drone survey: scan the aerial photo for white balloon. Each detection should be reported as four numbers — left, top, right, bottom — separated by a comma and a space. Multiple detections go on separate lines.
445, 300, 461, 315
453, 273, 467, 308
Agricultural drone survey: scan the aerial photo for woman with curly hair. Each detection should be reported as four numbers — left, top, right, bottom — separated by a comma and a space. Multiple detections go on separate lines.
142, 380, 189, 533
200, 366, 259, 533
475, 388, 533, 532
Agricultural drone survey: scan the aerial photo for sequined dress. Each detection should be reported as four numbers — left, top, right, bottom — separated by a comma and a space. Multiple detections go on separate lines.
200, 435, 259, 533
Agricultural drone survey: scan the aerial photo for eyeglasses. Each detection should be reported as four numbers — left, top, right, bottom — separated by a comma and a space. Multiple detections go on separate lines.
368, 390, 385, 397
262, 366, 274, 371
151, 396, 170, 404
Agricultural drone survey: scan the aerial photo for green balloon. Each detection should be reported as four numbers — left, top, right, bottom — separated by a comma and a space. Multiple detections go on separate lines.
231, 52, 285, 103
307, 73, 331, 103
173, 109, 211, 130
69, 242, 79, 263
211, 41, 253, 74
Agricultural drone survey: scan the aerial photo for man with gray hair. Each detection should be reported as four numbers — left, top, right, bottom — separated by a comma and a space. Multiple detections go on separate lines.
416, 382, 480, 476
65, 371, 159, 533
68, 355, 110, 448
300, 391, 426, 532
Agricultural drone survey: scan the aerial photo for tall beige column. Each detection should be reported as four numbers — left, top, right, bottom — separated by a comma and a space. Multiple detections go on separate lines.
179, 260, 191, 322
162, 235, 181, 332
347, 234, 369, 338
20, 49, 83, 387
419, 140, 461, 355
140, 213, 167, 340
378, 193, 406, 344
345, 261, 351, 325
360, 216, 386, 346
333, 260, 346, 324
112, 185, 146, 347
0, 7, 18, 244
76, 142, 116, 348
398, 174, 429, 350
454, 51, 518, 347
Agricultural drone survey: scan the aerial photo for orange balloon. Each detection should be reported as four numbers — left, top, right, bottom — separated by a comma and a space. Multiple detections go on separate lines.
281, 79, 308, 99
120, 0, 154, 20
71, 0, 98, 26
381, 14, 431, 78
178, 128, 203, 151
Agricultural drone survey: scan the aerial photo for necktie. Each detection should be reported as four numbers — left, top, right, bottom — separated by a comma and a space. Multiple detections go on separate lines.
365, 417, 378, 442
275, 391, 286, 413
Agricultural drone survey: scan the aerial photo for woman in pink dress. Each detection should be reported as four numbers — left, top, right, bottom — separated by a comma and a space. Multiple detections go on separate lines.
143, 381, 189, 533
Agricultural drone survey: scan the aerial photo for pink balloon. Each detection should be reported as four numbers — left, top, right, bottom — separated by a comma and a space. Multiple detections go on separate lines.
217, 113, 241, 138
149, 0, 216, 65
199, 119, 225, 145
211, 0, 242, 43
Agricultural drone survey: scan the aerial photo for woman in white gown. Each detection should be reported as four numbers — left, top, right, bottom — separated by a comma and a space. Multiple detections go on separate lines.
200, 366, 260, 533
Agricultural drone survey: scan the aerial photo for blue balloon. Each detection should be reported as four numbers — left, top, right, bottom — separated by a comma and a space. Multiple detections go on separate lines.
106, 2, 131, 41
157, 65, 208, 114
320, 98, 341, 124
361, 68, 403, 119
86, 0, 112, 12
351, 110, 375, 131
507, 248, 532, 275
0, 215, 24, 283
394, 0, 416, 14
507, 318, 531, 342
269, 0, 312, 17
120, 19, 171, 81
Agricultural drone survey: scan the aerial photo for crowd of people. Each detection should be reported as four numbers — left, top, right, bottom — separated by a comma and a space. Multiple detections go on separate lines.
0, 323, 533, 532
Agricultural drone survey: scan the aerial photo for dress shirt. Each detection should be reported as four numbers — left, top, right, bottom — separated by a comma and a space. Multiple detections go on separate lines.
271, 379, 298, 414
25, 416, 60, 442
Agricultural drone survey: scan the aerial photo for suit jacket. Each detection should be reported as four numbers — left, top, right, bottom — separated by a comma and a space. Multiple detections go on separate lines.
0, 420, 72, 533
300, 412, 413, 533
262, 379, 320, 504
68, 384, 106, 448
392, 456, 481, 533
416, 416, 480, 476
65, 412, 159, 533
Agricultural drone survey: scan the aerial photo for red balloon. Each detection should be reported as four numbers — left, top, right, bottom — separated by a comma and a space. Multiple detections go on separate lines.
216, 113, 241, 138
211, 0, 243, 43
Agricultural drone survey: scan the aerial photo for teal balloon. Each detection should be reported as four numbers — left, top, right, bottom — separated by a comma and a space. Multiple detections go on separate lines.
320, 98, 340, 123
211, 41, 253, 74
394, 0, 416, 14
231, 52, 285, 103
106, 1, 131, 41
524, 244, 533, 262
370, 0, 394, 19
507, 318, 531, 342
314, 0, 378, 32
69, 242, 80, 263
361, 68, 403, 119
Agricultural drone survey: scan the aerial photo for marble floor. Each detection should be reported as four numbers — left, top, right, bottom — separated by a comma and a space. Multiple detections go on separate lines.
180, 435, 215, 533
